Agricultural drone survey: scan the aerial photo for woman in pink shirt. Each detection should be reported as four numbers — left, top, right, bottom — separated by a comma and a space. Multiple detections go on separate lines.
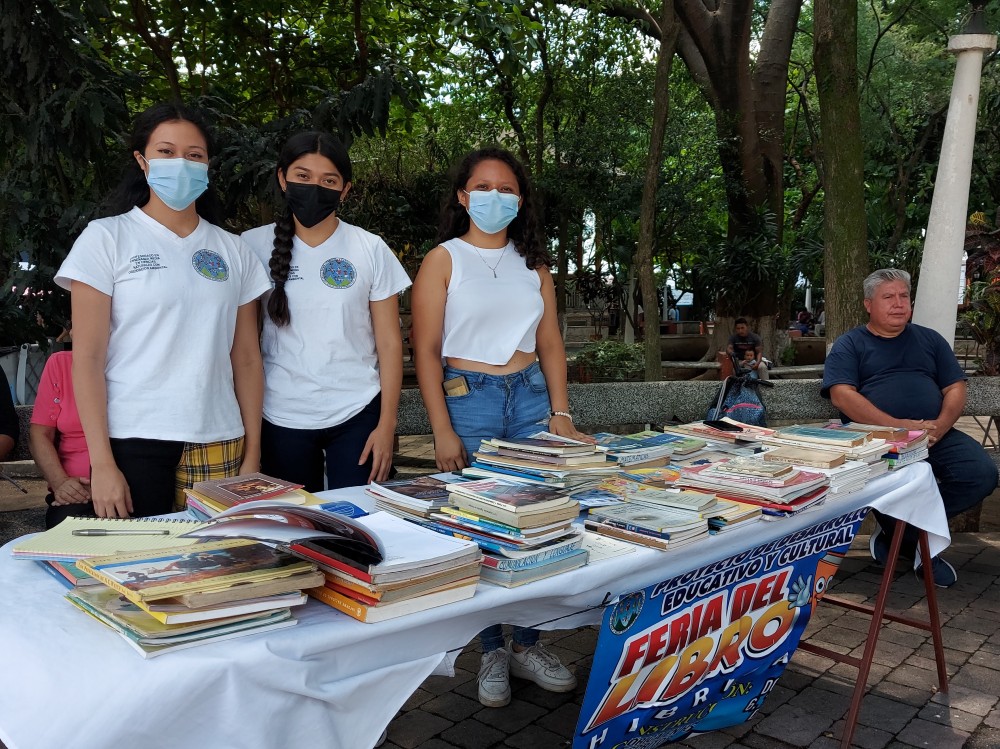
29, 351, 93, 528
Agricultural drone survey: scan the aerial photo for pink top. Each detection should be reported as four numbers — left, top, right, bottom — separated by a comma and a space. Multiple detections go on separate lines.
30, 351, 90, 480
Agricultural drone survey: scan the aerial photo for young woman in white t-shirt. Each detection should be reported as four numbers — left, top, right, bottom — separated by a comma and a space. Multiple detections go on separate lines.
56, 103, 270, 519
242, 132, 410, 491
411, 147, 594, 709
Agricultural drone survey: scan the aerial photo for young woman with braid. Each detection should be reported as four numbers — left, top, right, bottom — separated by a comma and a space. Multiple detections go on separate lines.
411, 147, 594, 708
242, 132, 410, 491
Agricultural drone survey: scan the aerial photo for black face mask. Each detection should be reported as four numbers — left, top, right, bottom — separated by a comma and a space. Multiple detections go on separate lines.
284, 182, 342, 228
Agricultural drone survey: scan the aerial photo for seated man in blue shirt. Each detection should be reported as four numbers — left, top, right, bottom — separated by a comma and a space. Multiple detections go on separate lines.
821, 268, 997, 587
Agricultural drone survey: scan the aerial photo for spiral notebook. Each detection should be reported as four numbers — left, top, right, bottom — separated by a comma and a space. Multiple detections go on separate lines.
11, 517, 206, 562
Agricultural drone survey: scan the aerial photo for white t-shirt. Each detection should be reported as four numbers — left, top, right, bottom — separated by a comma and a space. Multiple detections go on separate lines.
440, 238, 543, 366
55, 207, 271, 443
242, 220, 412, 429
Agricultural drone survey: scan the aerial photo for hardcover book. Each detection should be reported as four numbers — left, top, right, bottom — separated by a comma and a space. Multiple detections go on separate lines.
192, 472, 305, 506
366, 476, 455, 502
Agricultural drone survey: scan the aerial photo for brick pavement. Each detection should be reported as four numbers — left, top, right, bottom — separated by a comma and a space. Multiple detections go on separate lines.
379, 532, 1000, 749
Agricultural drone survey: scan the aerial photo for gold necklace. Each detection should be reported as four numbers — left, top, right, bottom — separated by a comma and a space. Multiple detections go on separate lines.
472, 243, 508, 278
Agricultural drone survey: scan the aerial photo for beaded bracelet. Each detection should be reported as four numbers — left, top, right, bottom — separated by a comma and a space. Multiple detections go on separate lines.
549, 410, 573, 422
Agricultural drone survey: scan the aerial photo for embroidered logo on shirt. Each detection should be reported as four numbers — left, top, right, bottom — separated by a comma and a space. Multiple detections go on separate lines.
128, 253, 167, 274
320, 257, 356, 289
191, 249, 230, 282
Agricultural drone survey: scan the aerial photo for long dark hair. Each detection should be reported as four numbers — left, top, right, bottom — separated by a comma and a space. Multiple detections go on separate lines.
436, 147, 549, 269
267, 131, 353, 327
102, 102, 223, 224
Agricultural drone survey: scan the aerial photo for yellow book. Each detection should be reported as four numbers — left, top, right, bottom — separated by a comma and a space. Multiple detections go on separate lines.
75, 539, 317, 604
11, 516, 205, 561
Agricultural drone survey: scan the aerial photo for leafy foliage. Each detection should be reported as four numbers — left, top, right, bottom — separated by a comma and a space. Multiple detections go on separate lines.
574, 340, 645, 380
960, 278, 1000, 374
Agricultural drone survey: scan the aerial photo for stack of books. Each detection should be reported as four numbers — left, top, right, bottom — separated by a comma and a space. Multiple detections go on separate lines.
69, 537, 319, 657
759, 424, 888, 465
478, 535, 589, 587
365, 475, 462, 521
825, 423, 929, 469
302, 511, 482, 622
664, 419, 775, 444
707, 499, 763, 533
585, 503, 709, 550
591, 473, 760, 540
882, 431, 929, 469
466, 435, 615, 488
592, 431, 706, 467
676, 460, 829, 517
432, 478, 587, 585
184, 472, 317, 519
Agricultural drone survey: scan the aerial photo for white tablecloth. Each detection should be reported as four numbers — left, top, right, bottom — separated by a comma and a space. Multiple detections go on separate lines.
0, 463, 948, 749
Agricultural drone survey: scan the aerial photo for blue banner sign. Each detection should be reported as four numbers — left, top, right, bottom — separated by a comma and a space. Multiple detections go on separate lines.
574, 507, 869, 748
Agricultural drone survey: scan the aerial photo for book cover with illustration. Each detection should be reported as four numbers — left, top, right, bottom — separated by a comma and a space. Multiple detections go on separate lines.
448, 478, 573, 513
76, 539, 317, 603
192, 472, 305, 506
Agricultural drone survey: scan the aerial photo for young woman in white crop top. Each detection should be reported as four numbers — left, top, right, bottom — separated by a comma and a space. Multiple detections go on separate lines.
242, 132, 410, 492
411, 147, 594, 709
56, 103, 269, 520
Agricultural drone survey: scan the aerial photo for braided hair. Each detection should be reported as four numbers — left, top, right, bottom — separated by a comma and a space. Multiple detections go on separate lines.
266, 131, 353, 327
435, 147, 550, 269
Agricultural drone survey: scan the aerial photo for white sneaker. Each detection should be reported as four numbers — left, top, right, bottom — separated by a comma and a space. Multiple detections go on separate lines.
478, 648, 512, 707
507, 642, 577, 692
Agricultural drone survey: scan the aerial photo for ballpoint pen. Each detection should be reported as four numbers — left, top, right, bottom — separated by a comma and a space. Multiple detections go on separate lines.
71, 529, 172, 536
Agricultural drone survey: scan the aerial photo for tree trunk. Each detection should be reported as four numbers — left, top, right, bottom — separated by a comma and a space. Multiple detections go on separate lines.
814, 0, 869, 344
636, 0, 680, 381
556, 214, 569, 315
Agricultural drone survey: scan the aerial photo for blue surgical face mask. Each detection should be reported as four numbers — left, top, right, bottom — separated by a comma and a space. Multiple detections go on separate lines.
464, 189, 520, 235
142, 156, 210, 211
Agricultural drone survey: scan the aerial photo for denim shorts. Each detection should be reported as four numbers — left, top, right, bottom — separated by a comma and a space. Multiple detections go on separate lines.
443, 361, 550, 458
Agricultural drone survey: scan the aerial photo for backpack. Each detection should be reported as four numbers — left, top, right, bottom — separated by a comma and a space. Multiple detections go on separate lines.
705, 375, 767, 427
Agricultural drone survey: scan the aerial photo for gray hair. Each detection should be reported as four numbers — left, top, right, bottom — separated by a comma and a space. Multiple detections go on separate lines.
863, 268, 911, 300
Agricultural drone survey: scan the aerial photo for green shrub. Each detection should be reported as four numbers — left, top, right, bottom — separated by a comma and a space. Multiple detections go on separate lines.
574, 340, 645, 381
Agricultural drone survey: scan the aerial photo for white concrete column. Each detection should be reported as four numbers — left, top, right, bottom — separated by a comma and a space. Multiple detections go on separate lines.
913, 33, 997, 345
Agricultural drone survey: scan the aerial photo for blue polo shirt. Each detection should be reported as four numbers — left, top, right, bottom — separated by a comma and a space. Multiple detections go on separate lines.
821, 323, 965, 421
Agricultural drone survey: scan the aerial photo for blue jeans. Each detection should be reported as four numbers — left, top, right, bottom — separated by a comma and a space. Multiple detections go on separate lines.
874, 427, 998, 555
260, 394, 382, 492
443, 361, 551, 459
445, 361, 550, 652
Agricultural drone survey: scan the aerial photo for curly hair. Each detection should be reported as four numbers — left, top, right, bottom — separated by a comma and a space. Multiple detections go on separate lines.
435, 147, 550, 269
103, 102, 223, 225
267, 131, 352, 327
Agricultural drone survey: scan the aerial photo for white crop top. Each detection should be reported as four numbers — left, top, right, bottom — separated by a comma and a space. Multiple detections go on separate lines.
440, 238, 544, 366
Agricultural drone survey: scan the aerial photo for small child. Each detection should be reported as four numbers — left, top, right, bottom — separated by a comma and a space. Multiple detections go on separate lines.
738, 349, 760, 379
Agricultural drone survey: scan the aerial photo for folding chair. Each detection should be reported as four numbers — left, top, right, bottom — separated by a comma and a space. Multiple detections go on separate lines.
797, 519, 948, 748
